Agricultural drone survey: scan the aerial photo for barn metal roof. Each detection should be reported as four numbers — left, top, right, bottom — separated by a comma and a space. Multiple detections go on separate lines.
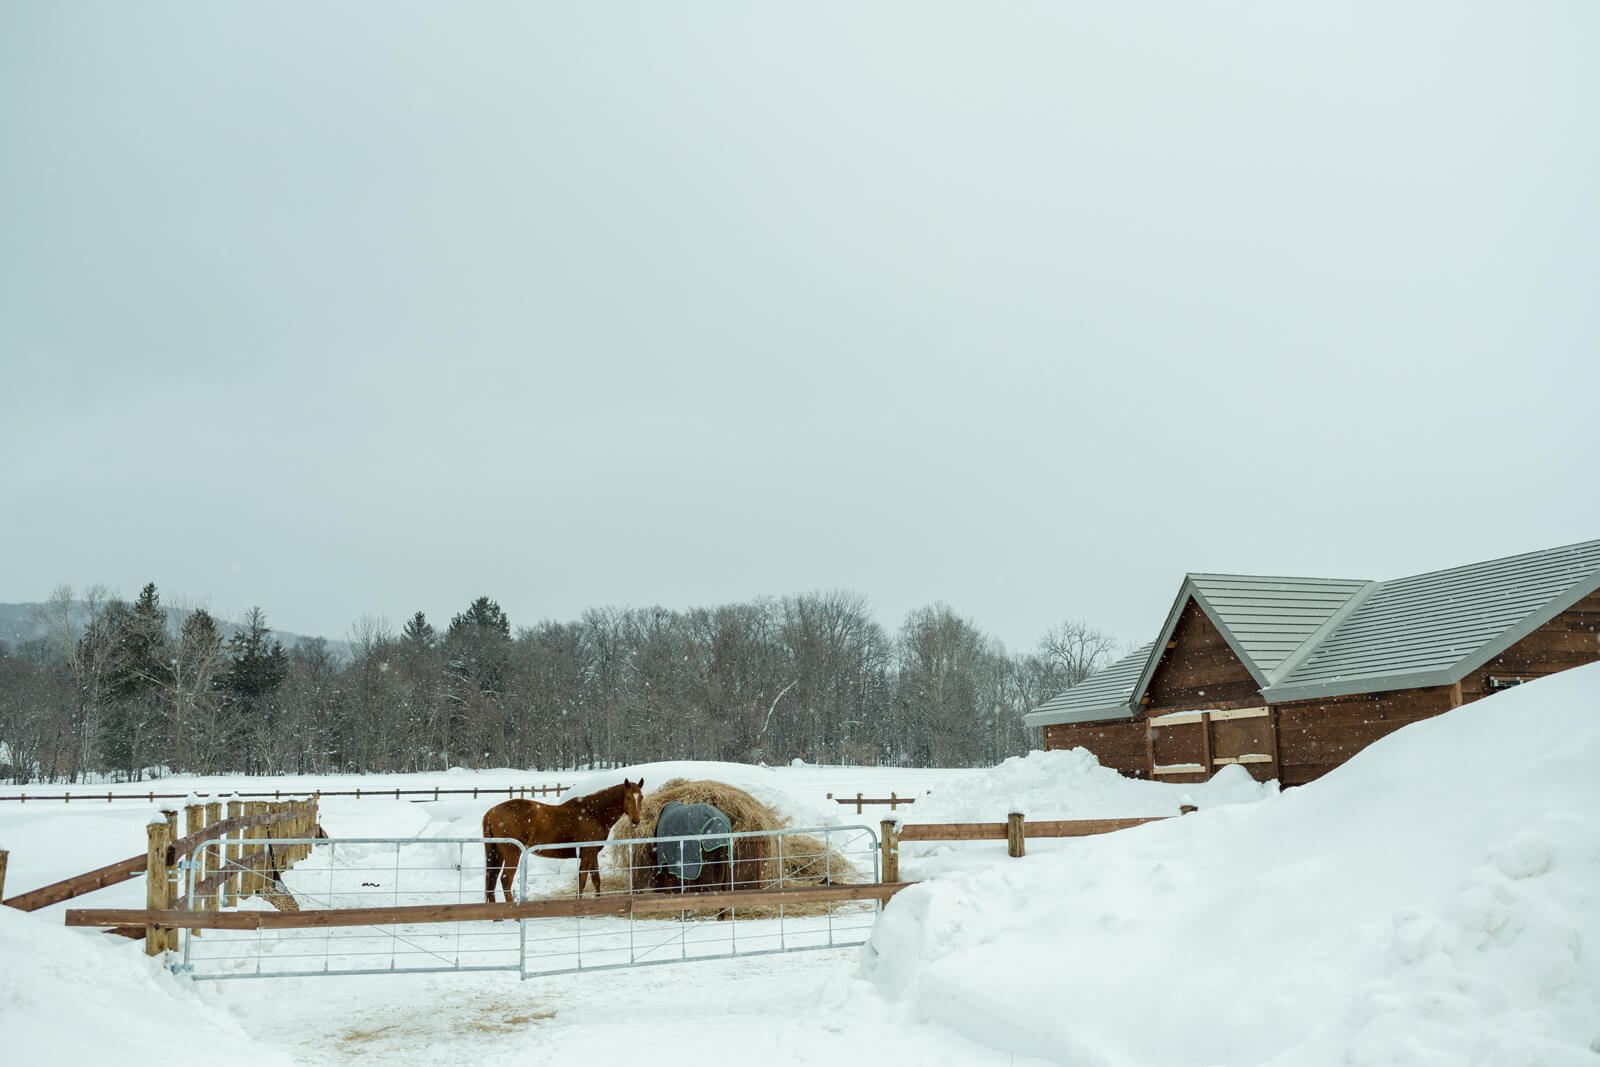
1187, 574, 1375, 680
1026, 538, 1600, 726
1022, 643, 1153, 726
1260, 538, 1600, 703
1125, 574, 1374, 704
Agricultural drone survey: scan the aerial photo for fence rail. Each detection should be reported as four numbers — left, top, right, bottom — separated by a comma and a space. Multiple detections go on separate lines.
65, 883, 913, 932
897, 816, 1166, 842
827, 791, 917, 813
878, 810, 1189, 880
0, 784, 566, 804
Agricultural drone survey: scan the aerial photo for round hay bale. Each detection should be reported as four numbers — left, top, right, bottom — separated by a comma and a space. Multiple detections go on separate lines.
600, 778, 864, 917
607, 778, 779, 893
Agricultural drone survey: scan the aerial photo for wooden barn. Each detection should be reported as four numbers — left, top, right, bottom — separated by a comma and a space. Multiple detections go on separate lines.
1025, 539, 1600, 787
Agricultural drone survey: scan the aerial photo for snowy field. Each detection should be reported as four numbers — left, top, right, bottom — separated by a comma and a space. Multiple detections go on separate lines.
3, 665, 1598, 1065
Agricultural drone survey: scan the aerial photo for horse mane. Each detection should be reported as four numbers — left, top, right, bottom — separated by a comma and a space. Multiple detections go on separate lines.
563, 781, 627, 824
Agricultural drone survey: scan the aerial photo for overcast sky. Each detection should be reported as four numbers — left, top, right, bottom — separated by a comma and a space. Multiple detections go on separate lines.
3, 2, 1596, 654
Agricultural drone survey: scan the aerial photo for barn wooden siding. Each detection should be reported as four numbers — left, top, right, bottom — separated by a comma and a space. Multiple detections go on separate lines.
1039, 592, 1600, 786
1042, 720, 1149, 779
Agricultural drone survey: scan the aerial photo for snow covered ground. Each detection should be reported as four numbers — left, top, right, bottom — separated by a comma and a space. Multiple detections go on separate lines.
4, 664, 1598, 1065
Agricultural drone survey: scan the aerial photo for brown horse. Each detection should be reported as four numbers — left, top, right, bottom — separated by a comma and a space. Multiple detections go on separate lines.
482, 778, 644, 901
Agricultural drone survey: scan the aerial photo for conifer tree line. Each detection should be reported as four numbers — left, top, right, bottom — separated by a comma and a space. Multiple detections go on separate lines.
0, 583, 1118, 784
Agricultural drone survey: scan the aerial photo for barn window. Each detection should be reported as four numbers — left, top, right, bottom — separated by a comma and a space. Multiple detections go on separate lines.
1486, 676, 1525, 691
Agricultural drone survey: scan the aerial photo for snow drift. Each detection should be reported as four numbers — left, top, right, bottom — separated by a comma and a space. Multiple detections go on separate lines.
862, 662, 1600, 1065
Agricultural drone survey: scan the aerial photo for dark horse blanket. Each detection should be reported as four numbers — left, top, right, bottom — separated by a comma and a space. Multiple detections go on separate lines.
655, 801, 733, 882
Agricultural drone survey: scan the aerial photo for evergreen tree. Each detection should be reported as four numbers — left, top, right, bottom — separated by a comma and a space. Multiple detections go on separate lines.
223, 606, 289, 772
101, 583, 168, 778
397, 611, 445, 769
173, 608, 228, 774
401, 611, 437, 649
444, 597, 512, 767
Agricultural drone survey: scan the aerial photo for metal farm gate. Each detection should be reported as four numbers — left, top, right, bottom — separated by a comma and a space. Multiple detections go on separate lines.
175, 824, 882, 981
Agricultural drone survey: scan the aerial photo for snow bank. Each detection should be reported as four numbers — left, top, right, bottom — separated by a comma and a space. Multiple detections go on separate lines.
907, 746, 1274, 824
0, 905, 293, 1064
862, 663, 1600, 1065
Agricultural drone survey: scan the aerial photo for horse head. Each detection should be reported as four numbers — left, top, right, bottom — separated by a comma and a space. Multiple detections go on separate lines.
623, 777, 645, 826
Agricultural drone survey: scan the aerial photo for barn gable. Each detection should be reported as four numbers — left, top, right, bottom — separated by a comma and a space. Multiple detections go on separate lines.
1140, 598, 1261, 711
1128, 573, 1373, 710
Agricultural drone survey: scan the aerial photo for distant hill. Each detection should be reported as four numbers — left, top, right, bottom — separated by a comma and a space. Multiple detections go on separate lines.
0, 601, 346, 659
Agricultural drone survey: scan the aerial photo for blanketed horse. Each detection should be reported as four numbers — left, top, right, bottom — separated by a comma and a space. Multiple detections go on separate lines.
482, 778, 643, 901
654, 800, 734, 889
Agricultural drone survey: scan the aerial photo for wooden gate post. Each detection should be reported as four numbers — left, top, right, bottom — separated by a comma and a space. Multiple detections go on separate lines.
1007, 812, 1026, 858
146, 819, 172, 956
880, 820, 899, 883
225, 799, 244, 907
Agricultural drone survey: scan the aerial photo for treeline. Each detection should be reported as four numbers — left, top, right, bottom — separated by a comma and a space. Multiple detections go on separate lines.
0, 583, 1118, 784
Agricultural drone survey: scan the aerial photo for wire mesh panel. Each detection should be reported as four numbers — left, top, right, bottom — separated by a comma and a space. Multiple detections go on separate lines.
170, 824, 882, 981
179, 837, 528, 980
517, 823, 881, 978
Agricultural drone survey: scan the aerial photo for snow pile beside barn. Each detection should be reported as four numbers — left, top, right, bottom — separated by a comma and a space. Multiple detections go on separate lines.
862, 662, 1600, 1065
907, 746, 1273, 825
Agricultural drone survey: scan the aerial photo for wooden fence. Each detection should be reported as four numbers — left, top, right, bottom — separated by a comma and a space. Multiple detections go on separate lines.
876, 809, 1191, 881
1, 795, 321, 956
0, 784, 566, 804
828, 791, 919, 813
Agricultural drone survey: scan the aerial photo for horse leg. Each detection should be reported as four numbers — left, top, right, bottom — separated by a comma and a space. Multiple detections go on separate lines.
500, 850, 518, 904
581, 845, 600, 897
484, 842, 500, 904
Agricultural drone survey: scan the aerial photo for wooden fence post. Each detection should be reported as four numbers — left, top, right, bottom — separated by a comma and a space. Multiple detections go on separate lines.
202, 800, 221, 928
245, 802, 266, 898
303, 797, 314, 860
146, 820, 171, 955
182, 802, 203, 912
225, 799, 243, 907
880, 820, 899, 883
162, 810, 179, 912
202, 801, 221, 886
0, 848, 8, 903
855, 792, 864, 815
1007, 812, 1025, 858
